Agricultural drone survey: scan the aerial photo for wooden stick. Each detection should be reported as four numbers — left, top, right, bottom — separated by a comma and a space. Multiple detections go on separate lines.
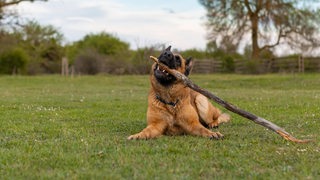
150, 56, 312, 143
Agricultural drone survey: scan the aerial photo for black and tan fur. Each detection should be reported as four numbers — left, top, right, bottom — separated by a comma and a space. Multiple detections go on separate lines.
128, 46, 230, 140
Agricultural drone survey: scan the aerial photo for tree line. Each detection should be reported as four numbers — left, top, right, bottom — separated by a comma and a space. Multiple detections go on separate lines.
1, 0, 320, 75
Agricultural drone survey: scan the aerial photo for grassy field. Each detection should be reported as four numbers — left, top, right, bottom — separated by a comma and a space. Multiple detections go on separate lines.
0, 74, 319, 179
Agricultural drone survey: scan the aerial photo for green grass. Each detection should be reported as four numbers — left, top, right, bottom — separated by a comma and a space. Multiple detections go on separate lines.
0, 74, 319, 179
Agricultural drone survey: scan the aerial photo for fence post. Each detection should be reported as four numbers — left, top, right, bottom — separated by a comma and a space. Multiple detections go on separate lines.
61, 57, 69, 76
71, 65, 75, 78
298, 56, 304, 73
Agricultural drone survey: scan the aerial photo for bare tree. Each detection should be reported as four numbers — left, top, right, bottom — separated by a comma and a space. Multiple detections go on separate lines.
199, 0, 320, 59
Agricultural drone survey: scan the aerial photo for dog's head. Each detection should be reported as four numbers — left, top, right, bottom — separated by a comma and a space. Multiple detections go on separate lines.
153, 46, 193, 86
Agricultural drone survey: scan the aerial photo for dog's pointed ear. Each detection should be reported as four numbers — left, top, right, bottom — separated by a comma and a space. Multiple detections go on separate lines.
165, 46, 172, 51
185, 57, 193, 76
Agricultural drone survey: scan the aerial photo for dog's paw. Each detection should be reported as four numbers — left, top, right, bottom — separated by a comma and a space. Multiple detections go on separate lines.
209, 131, 224, 140
208, 113, 231, 129
127, 132, 148, 140
127, 134, 141, 140
208, 121, 219, 129
218, 113, 231, 124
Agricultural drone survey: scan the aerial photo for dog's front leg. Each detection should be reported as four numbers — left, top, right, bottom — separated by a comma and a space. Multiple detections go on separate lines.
127, 118, 167, 140
127, 125, 162, 140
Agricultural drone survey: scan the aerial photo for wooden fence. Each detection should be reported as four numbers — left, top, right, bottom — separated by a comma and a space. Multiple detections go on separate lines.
192, 57, 320, 74
192, 59, 223, 73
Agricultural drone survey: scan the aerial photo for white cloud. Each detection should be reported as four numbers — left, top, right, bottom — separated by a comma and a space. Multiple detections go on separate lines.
15, 0, 207, 50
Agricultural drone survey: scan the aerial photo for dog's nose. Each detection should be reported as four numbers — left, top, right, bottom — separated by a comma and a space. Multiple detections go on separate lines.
163, 51, 173, 60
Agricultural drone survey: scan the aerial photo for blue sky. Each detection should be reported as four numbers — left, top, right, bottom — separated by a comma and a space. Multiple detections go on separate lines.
16, 0, 208, 50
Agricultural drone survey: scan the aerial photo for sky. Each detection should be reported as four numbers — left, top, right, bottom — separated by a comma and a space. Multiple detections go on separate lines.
16, 0, 208, 50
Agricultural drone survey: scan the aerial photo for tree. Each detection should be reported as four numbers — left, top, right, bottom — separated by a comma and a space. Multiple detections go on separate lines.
76, 32, 130, 55
0, 20, 64, 74
0, 0, 47, 26
68, 32, 131, 74
199, 0, 320, 59
17, 20, 64, 74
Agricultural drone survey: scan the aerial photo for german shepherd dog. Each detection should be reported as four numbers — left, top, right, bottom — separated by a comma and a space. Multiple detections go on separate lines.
128, 46, 230, 140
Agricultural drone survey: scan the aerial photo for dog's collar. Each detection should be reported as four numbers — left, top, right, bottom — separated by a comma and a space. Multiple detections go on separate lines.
156, 94, 179, 108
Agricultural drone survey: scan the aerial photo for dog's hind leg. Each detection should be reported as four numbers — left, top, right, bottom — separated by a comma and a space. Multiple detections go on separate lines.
195, 94, 230, 128
177, 105, 224, 139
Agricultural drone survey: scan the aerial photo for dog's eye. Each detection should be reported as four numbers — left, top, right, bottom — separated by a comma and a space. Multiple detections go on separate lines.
175, 55, 181, 67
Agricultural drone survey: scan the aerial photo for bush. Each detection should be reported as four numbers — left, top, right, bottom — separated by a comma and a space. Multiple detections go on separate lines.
244, 59, 263, 74
0, 48, 28, 74
130, 47, 160, 74
222, 56, 235, 73
181, 48, 207, 59
67, 32, 133, 75
105, 56, 130, 74
74, 49, 105, 75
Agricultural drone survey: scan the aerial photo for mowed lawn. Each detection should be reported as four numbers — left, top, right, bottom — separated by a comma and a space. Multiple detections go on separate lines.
0, 74, 319, 179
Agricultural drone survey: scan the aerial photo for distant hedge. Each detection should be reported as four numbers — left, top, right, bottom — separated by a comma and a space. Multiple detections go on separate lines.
0, 48, 28, 74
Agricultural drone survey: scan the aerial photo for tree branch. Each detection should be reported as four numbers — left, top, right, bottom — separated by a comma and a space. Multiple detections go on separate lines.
0, 0, 46, 8
243, 0, 253, 15
150, 56, 313, 143
260, 29, 283, 51
260, 28, 297, 51
1, 1, 24, 7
